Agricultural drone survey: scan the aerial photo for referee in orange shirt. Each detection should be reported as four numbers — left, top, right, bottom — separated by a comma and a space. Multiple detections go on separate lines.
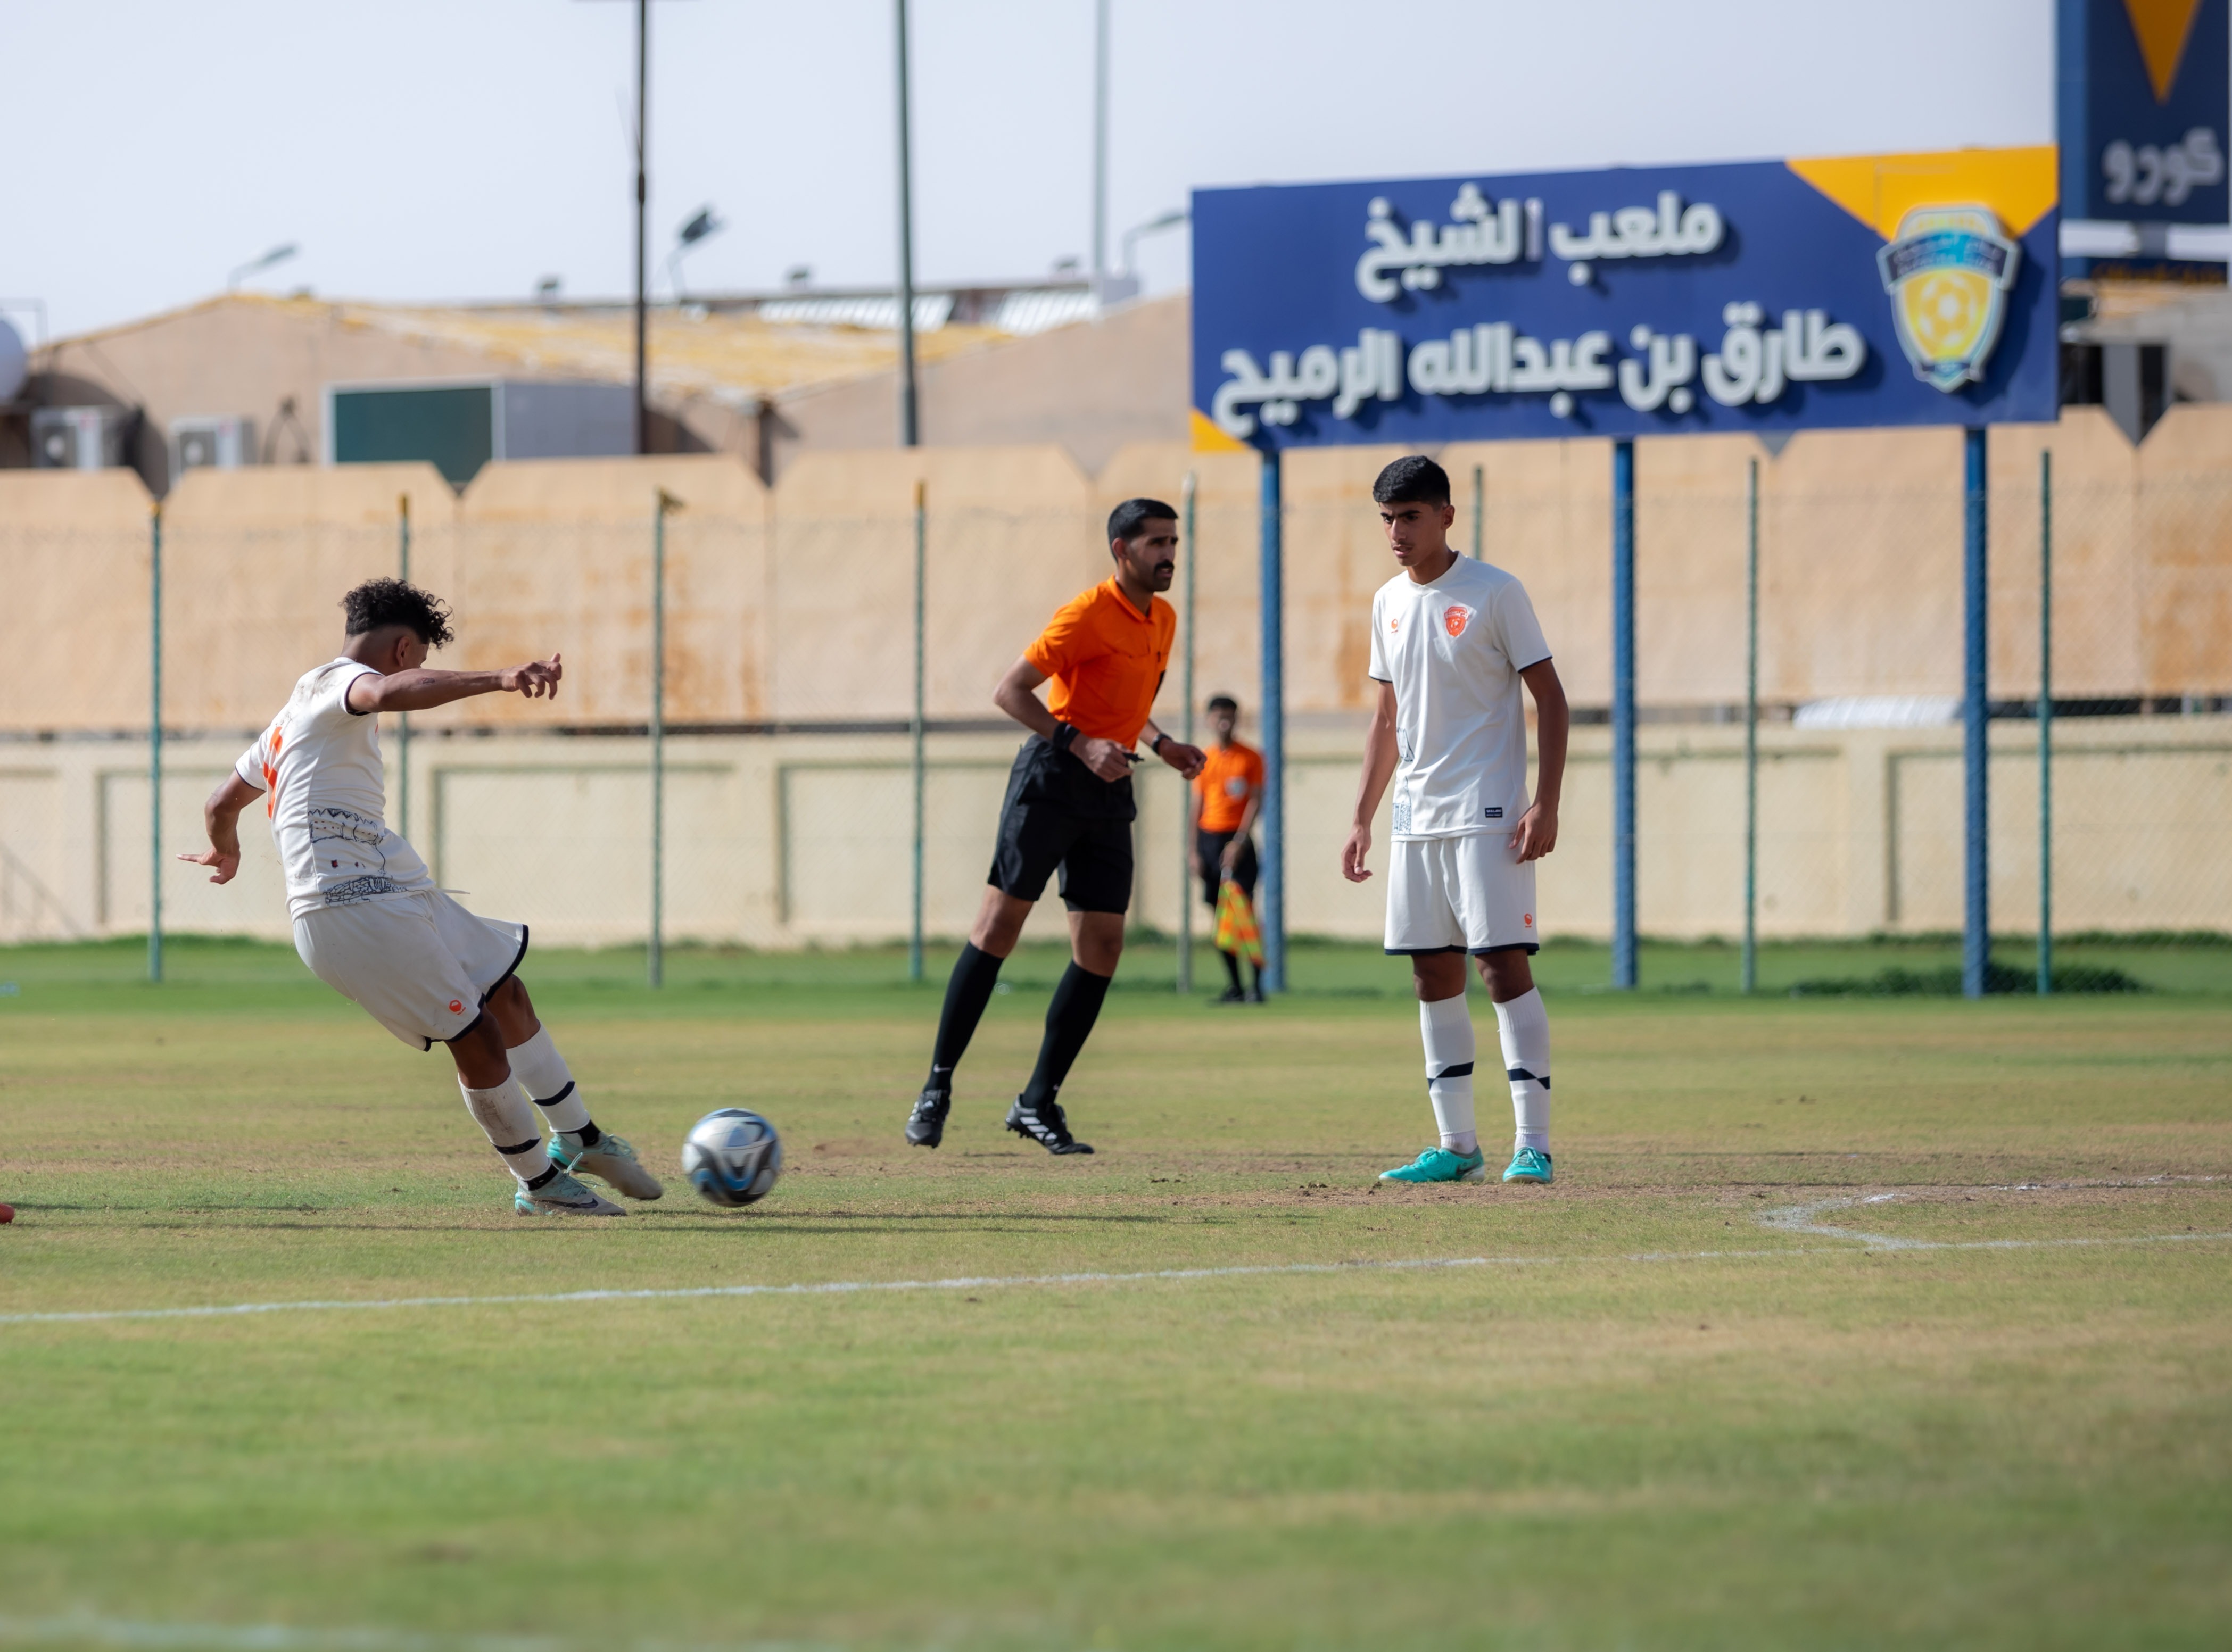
1192, 694, 1265, 1002
905, 498, 1206, 1155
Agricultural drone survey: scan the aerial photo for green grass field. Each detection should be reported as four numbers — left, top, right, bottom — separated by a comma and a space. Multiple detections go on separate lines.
2, 935, 2229, 1651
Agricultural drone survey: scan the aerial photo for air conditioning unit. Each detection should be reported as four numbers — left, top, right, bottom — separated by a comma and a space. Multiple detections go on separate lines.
171, 414, 257, 474
31, 406, 132, 470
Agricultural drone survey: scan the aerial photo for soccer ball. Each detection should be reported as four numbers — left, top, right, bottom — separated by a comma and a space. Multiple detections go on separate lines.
680, 1108, 783, 1208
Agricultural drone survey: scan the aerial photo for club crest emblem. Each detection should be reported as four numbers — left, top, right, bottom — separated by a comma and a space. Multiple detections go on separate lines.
1443, 604, 1473, 638
1876, 205, 2021, 393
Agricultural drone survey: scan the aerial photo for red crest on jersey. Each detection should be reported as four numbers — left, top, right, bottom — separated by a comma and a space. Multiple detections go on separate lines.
1444, 604, 1473, 638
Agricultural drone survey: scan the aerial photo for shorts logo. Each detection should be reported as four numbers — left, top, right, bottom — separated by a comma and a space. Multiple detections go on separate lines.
1443, 604, 1473, 638
1523, 912, 1534, 927
448, 999, 464, 1014
1483, 806, 1503, 820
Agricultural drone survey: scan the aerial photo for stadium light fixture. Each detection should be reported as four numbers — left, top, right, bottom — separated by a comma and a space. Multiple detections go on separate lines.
227, 244, 298, 290
665, 205, 725, 300
1121, 208, 1187, 277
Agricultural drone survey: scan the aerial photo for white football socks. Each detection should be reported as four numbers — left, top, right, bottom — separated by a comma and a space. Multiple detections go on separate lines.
508, 1026, 591, 1139
1494, 987, 1552, 1153
1418, 991, 1479, 1155
458, 1073, 551, 1188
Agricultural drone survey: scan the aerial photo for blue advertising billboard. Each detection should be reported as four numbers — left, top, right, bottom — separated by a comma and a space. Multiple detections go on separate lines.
1190, 147, 2059, 450
2059, 0, 2228, 225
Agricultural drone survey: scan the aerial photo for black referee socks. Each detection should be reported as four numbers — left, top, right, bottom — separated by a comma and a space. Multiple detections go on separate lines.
1018, 961, 1113, 1111
927, 942, 1005, 1089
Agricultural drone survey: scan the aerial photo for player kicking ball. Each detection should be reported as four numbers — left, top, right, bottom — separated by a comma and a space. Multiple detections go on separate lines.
179, 579, 663, 1217
1341, 458, 1569, 1186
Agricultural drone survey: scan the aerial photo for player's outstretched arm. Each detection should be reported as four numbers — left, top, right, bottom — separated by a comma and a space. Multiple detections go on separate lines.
1512, 659, 1568, 863
1343, 680, 1400, 883
177, 772, 264, 885
345, 654, 563, 715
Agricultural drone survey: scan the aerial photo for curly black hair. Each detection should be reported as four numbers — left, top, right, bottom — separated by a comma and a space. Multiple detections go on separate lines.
341, 578, 455, 649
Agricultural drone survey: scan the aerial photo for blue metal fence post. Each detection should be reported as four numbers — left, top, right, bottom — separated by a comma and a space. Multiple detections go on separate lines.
2038, 447, 2053, 997
396, 494, 412, 842
148, 501, 164, 985
1610, 439, 1636, 990
1259, 447, 1285, 993
1963, 426, 1990, 1000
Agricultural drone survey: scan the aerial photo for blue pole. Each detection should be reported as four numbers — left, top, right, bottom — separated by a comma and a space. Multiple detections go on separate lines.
1610, 438, 1636, 990
1259, 446, 1285, 993
1963, 426, 1990, 1000
148, 502, 163, 985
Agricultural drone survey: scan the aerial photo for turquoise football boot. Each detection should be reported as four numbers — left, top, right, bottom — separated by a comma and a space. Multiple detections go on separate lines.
1502, 1147, 1555, 1184
1379, 1146, 1488, 1184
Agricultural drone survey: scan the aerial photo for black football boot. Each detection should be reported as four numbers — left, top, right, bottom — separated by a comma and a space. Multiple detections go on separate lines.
905, 1086, 952, 1148
1005, 1095, 1094, 1155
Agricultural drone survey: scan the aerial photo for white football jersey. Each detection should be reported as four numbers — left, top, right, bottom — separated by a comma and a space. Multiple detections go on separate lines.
236, 659, 435, 920
1367, 555, 1552, 840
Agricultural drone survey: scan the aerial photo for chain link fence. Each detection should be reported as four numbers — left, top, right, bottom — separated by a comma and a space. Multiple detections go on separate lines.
1, 449, 2227, 975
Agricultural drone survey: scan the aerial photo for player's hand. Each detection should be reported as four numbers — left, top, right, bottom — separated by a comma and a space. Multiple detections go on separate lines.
1077, 736, 1134, 783
502, 654, 564, 700
1341, 823, 1374, 883
1512, 801, 1558, 862
1219, 840, 1242, 873
1157, 739, 1206, 779
176, 847, 240, 885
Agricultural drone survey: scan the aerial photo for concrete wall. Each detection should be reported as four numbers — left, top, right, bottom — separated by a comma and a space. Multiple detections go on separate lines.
6, 717, 2225, 948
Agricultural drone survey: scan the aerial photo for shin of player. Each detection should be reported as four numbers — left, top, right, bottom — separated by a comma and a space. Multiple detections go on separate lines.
906, 499, 1206, 1155
1339, 456, 1569, 1188
180, 578, 663, 1216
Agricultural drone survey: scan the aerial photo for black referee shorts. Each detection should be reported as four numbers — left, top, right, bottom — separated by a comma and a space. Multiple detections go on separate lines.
987, 736, 1136, 914
1195, 828, 1258, 910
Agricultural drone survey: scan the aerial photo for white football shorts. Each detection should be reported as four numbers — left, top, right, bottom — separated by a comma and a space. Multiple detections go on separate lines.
1384, 832, 1539, 955
293, 891, 528, 1050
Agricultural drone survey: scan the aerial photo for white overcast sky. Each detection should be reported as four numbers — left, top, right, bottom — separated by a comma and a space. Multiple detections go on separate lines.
4, 0, 2052, 340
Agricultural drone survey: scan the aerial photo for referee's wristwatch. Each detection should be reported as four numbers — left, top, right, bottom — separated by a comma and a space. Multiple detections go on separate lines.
1149, 732, 1172, 758
1051, 721, 1080, 753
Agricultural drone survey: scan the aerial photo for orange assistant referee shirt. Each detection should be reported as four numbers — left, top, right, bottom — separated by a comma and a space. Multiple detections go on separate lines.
1193, 741, 1263, 833
1023, 578, 1176, 748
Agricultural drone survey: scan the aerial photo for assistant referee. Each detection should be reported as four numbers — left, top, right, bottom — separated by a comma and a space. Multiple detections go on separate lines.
905, 497, 1206, 1155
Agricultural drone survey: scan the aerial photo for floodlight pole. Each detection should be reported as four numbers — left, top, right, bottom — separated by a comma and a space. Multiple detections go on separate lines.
894, 0, 920, 447
1092, 0, 1110, 280
1259, 447, 1285, 993
1470, 463, 1484, 559
1962, 427, 1989, 1000
1742, 456, 1759, 996
397, 494, 412, 842
148, 501, 163, 985
2038, 449, 2053, 996
1178, 470, 1197, 994
1610, 439, 1636, 990
633, 0, 650, 456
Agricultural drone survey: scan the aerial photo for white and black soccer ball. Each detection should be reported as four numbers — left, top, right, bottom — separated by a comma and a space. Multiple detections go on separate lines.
680, 1108, 783, 1208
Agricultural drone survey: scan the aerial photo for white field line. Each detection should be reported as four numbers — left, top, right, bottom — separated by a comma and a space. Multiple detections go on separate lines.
0, 1617, 829, 1652
3, 1217, 2228, 1330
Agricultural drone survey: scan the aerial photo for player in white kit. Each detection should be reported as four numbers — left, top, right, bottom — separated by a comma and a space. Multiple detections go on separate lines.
1341, 457, 1570, 1185
179, 579, 664, 1216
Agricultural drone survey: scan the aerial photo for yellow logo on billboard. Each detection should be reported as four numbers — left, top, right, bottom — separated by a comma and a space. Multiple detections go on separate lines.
1876, 206, 2023, 394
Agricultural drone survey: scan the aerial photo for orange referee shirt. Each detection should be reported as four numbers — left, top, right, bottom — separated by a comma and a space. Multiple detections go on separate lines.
1193, 741, 1263, 833
1023, 578, 1176, 749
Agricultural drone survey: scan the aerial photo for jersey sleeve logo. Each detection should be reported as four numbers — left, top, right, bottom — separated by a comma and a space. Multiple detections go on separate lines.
1444, 604, 1473, 638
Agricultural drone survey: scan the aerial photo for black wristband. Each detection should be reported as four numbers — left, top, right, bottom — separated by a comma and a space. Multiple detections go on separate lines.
1052, 722, 1079, 753
1151, 732, 1171, 756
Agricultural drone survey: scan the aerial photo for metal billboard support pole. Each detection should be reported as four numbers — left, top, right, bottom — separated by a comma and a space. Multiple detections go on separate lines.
1742, 455, 1759, 997
1963, 427, 1990, 1000
894, 0, 919, 448
633, 0, 650, 456
1470, 463, 1484, 559
910, 479, 927, 983
650, 490, 676, 988
1611, 438, 1636, 990
1178, 470, 1197, 994
2038, 449, 2053, 997
1259, 447, 1285, 994
397, 494, 412, 842
148, 501, 163, 985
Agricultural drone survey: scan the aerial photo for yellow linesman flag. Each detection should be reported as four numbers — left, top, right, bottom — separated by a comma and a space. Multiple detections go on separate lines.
1214, 877, 1265, 966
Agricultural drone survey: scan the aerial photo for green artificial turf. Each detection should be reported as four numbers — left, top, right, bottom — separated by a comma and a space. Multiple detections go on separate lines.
1, 938, 2228, 1650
